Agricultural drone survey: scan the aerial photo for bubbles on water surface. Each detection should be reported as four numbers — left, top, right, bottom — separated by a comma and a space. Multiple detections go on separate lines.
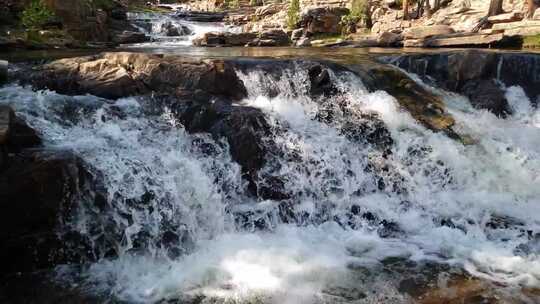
2, 60, 540, 303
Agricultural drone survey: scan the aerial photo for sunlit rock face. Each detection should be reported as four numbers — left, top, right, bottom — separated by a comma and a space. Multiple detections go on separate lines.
1, 52, 540, 303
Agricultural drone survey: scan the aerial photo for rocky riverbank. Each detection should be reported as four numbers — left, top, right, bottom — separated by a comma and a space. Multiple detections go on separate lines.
189, 0, 540, 49
0, 0, 154, 51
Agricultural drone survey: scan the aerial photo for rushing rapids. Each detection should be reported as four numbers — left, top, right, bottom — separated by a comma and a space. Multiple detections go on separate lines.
1, 53, 540, 303
127, 11, 240, 47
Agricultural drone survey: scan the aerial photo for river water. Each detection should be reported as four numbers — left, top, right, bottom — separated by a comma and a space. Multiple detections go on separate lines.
1, 13, 540, 304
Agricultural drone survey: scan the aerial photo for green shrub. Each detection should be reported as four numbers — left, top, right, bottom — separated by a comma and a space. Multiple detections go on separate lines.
21, 0, 55, 29
286, 0, 300, 29
350, 0, 368, 20
225, 0, 240, 9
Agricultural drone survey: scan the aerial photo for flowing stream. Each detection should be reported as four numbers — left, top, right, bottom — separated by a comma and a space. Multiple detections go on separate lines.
1, 58, 540, 303
126, 11, 240, 47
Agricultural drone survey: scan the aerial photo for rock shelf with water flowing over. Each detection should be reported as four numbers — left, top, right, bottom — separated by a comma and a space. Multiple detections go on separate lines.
1, 49, 540, 304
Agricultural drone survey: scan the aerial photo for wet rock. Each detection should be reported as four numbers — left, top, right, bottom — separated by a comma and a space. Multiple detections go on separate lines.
112, 31, 150, 44
308, 65, 338, 96
157, 96, 275, 198
27, 52, 247, 101
349, 63, 458, 136
300, 7, 350, 35
462, 79, 510, 117
0, 107, 98, 274
161, 21, 191, 37
381, 50, 540, 110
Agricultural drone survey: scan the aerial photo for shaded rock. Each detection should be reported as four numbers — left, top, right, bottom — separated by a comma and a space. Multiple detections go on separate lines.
193, 32, 257, 46
291, 28, 304, 40
462, 79, 510, 117
300, 7, 350, 35
403, 25, 454, 39
112, 31, 150, 44
174, 11, 226, 22
43, 0, 109, 42
0, 107, 98, 275
308, 65, 338, 96
156, 96, 274, 198
0, 60, 7, 84
381, 50, 540, 109
27, 52, 247, 101
256, 29, 289, 46
377, 31, 402, 47
0, 150, 97, 274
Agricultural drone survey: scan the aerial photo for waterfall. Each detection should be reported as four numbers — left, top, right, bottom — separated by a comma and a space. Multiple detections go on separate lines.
1, 60, 539, 303
126, 11, 240, 47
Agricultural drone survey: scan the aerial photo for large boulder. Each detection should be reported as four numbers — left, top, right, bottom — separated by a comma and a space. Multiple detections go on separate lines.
0, 105, 99, 275
249, 29, 290, 46
0, 149, 96, 274
27, 52, 247, 100
300, 7, 350, 35
461, 80, 510, 117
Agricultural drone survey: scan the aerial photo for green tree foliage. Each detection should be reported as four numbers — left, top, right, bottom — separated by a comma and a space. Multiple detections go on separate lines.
350, 0, 367, 18
287, 0, 300, 29
93, 0, 116, 10
21, 0, 55, 29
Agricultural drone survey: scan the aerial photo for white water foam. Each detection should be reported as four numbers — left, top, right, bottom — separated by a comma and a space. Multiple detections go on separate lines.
1, 61, 540, 303
127, 12, 240, 47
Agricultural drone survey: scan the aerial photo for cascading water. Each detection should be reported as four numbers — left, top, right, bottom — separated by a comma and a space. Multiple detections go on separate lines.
1, 60, 539, 303
127, 11, 240, 47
